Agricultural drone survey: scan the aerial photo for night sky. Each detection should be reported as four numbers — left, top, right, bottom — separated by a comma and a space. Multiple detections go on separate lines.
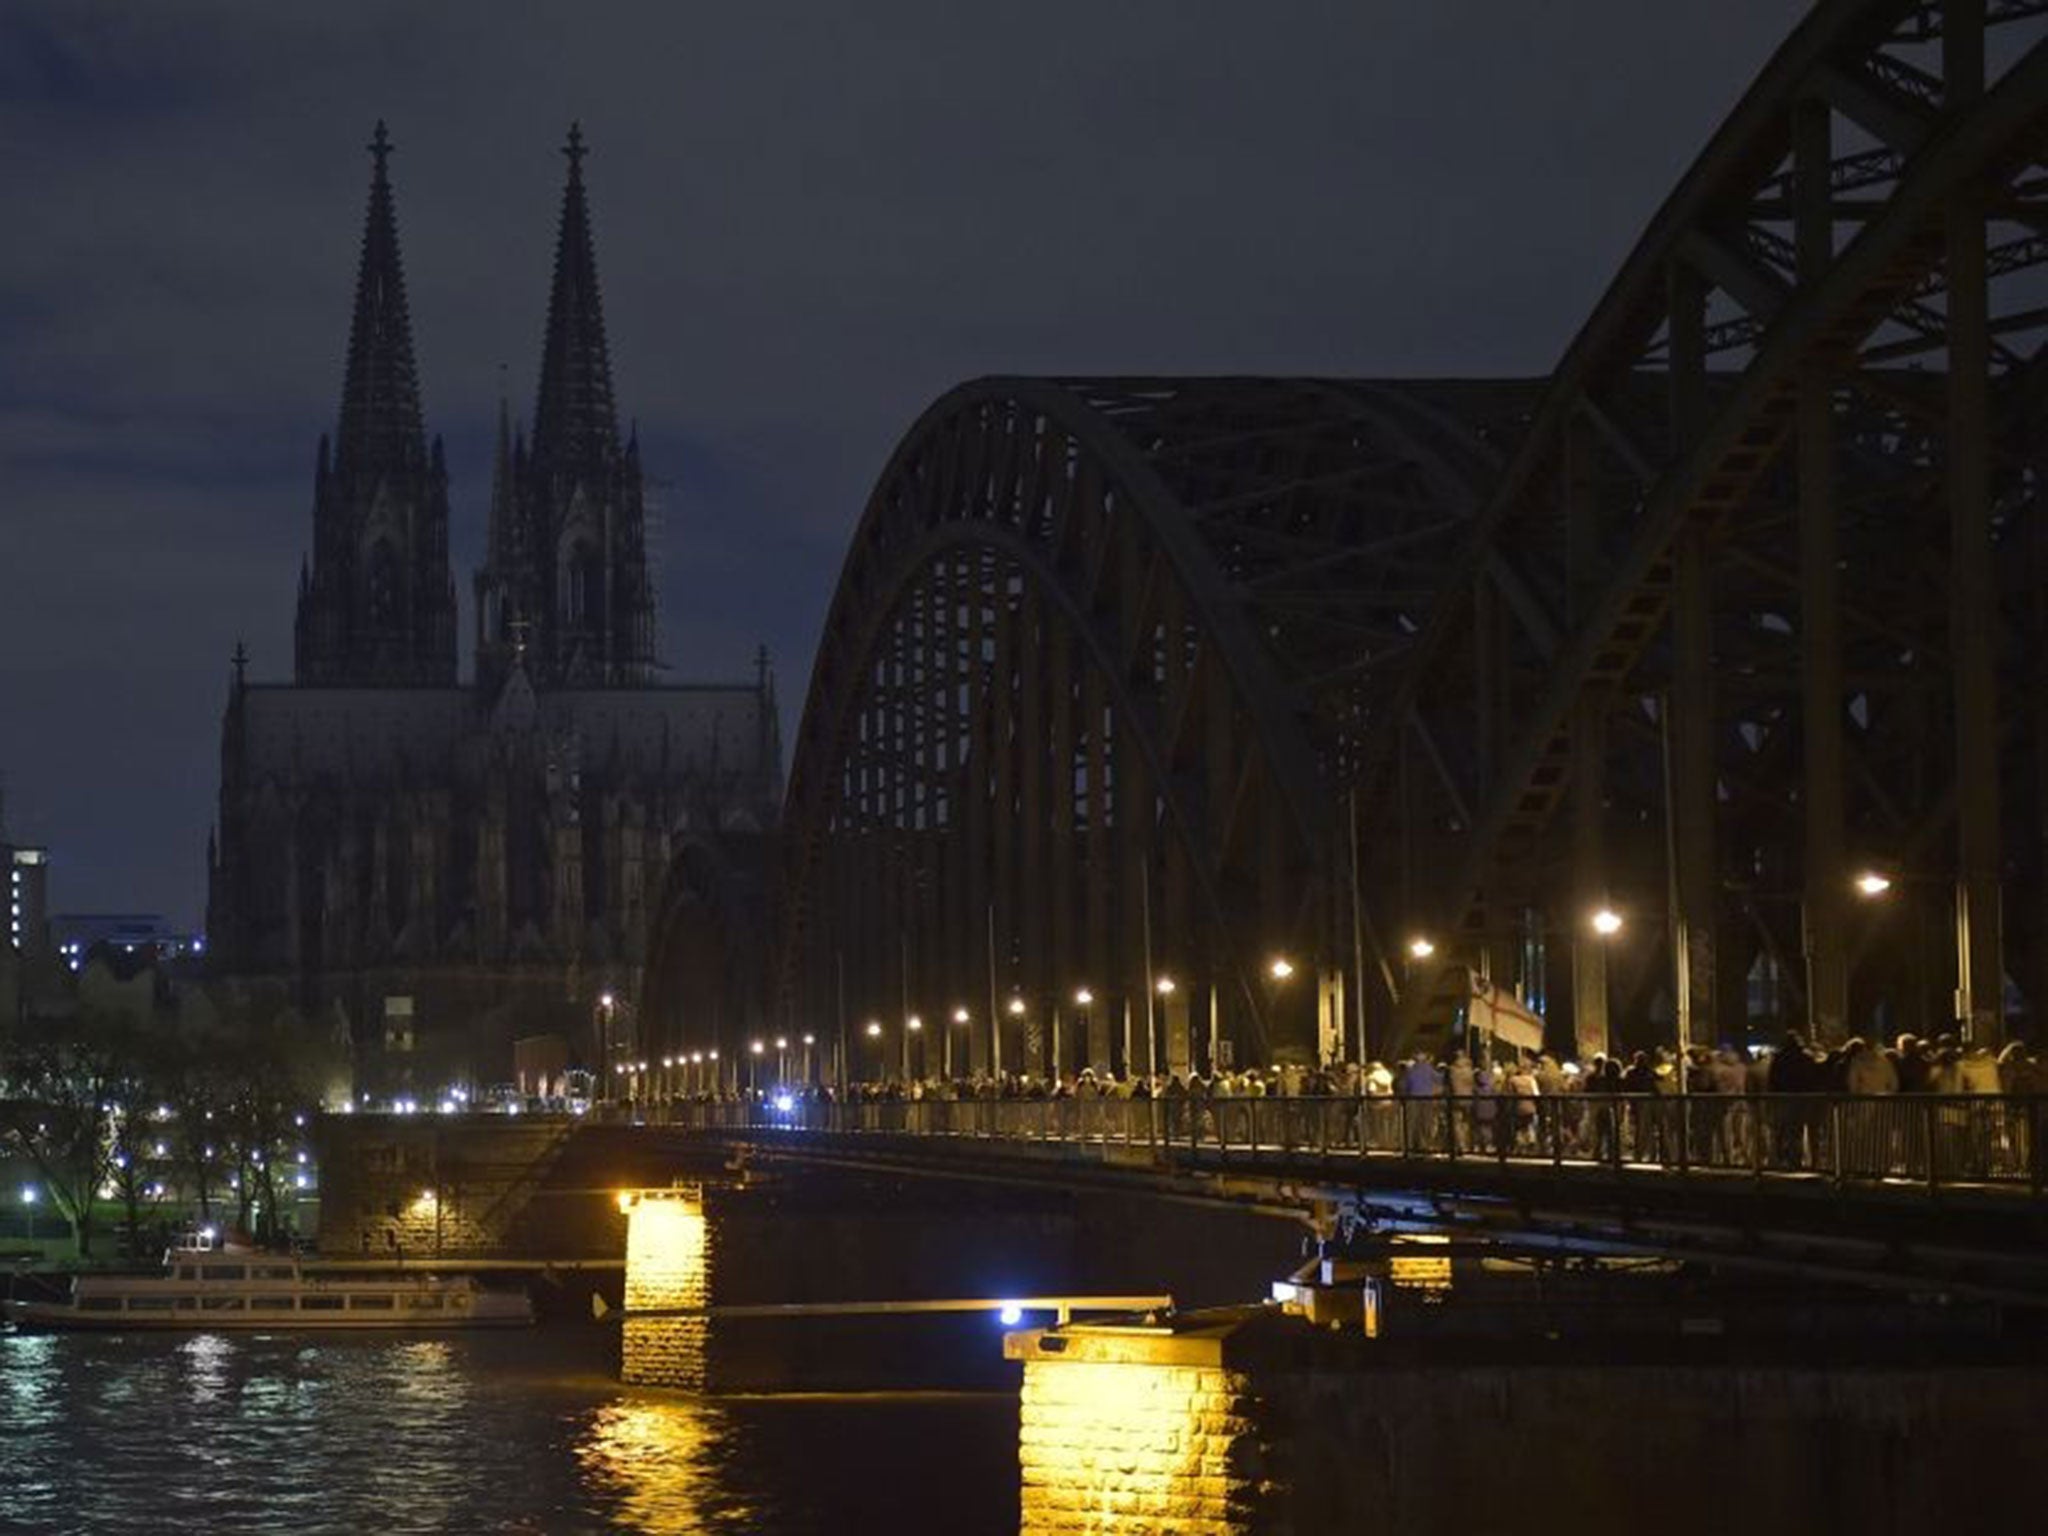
0, 1, 1802, 926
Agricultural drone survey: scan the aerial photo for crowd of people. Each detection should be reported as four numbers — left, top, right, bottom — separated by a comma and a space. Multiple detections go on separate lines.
736, 1027, 2041, 1105
662, 1028, 2045, 1180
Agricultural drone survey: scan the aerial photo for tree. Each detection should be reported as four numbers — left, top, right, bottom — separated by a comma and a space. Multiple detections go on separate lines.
0, 1005, 142, 1257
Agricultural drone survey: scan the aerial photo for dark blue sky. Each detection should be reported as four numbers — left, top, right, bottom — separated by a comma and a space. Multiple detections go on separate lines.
0, 1, 1803, 925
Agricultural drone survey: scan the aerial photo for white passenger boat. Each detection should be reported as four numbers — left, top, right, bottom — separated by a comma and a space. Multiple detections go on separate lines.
3, 1233, 533, 1331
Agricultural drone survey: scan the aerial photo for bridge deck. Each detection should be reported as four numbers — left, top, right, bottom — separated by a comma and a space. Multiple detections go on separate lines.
632, 1094, 2048, 1305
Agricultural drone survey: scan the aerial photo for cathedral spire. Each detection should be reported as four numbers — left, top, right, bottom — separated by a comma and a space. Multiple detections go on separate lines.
295, 121, 456, 688
335, 120, 426, 479
530, 122, 619, 475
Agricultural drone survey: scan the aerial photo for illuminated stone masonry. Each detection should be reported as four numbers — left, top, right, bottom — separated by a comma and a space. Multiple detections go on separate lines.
1009, 1306, 2048, 1535
619, 1186, 710, 1390
1009, 1317, 1281, 1535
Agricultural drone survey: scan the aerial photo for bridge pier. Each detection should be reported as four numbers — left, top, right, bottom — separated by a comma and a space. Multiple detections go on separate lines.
618, 1186, 710, 1389
1008, 1285, 2048, 1536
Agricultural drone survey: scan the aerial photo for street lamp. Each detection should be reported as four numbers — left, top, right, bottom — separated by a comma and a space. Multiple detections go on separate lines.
945, 1008, 968, 1078
597, 992, 618, 1103
1155, 975, 1177, 996
1007, 996, 1026, 1016
1591, 908, 1624, 937
1268, 957, 1294, 981
1854, 870, 1894, 898
1407, 936, 1436, 961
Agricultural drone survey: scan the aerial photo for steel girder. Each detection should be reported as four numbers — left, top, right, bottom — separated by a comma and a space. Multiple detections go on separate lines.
776, 377, 1523, 1076
770, 0, 2048, 1076
1373, 0, 2048, 1057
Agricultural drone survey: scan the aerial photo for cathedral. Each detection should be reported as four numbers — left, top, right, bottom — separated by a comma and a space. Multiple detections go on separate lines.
206, 124, 782, 1097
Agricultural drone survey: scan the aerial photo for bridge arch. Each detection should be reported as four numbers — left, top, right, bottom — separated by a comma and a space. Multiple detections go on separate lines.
778, 377, 1514, 1076
771, 0, 2048, 1078
1366, 0, 2048, 1055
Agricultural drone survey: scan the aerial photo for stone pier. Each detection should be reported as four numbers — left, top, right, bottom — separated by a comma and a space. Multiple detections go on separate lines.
1008, 1305, 2048, 1535
618, 1186, 710, 1389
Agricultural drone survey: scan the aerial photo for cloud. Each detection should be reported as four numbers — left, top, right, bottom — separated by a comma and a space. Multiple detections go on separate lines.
0, 0, 1802, 920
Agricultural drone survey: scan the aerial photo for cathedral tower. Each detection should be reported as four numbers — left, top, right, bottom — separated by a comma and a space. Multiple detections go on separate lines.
295, 122, 458, 687
477, 124, 657, 692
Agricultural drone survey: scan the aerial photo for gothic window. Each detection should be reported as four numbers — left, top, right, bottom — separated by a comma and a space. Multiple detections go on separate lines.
562, 541, 601, 630
366, 541, 401, 630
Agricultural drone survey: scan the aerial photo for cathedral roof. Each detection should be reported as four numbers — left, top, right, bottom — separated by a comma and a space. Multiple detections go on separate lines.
334, 122, 427, 481
234, 683, 773, 785
530, 122, 619, 478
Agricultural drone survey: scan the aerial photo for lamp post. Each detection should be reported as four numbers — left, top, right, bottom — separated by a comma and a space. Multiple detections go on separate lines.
1266, 955, 1299, 1067
947, 1008, 969, 1080
865, 1019, 883, 1083
597, 992, 617, 1104
1151, 976, 1175, 1080
1071, 988, 1093, 1081
748, 1039, 764, 1095
1003, 996, 1026, 1081
905, 1015, 922, 1080
1849, 865, 1998, 1042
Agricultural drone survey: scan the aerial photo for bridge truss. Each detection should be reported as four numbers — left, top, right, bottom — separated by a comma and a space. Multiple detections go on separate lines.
769, 0, 2048, 1076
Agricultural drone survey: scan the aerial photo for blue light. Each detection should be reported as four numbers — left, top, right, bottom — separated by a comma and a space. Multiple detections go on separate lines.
998, 1302, 1023, 1327
773, 1093, 795, 1113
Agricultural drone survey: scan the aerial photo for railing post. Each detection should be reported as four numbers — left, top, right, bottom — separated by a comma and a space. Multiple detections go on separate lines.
1830, 1099, 1845, 1190
2031, 1098, 2043, 1199
1925, 1097, 1940, 1196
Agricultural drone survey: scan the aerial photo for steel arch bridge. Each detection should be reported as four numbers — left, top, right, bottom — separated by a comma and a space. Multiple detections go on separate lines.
767, 0, 2048, 1080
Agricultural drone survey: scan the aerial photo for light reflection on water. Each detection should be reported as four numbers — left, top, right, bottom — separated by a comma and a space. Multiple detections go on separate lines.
577, 1398, 746, 1534
0, 1327, 1016, 1535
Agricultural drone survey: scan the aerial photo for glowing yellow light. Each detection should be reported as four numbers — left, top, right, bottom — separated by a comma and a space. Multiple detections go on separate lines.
1854, 871, 1893, 898
1408, 936, 1435, 960
865, 1020, 882, 1038
1155, 976, 1177, 996
1016, 1357, 1218, 1528
749, 1040, 764, 1055
615, 1191, 635, 1214
1073, 987, 1093, 1007
1007, 997, 1026, 1016
1268, 956, 1294, 980
952, 1007, 970, 1024
621, 1190, 709, 1391
1591, 907, 1623, 937
774, 1036, 788, 1050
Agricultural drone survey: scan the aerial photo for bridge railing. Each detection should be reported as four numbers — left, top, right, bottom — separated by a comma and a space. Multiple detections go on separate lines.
655, 1093, 2046, 1195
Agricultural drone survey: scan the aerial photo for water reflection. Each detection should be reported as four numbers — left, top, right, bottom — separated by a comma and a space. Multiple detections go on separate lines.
0, 1328, 1010, 1535
576, 1396, 748, 1534
178, 1331, 232, 1405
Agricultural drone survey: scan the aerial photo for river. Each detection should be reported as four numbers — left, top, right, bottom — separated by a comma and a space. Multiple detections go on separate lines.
0, 1326, 1019, 1534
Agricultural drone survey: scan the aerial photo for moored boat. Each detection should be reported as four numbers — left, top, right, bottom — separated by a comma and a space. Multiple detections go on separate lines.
3, 1232, 533, 1331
